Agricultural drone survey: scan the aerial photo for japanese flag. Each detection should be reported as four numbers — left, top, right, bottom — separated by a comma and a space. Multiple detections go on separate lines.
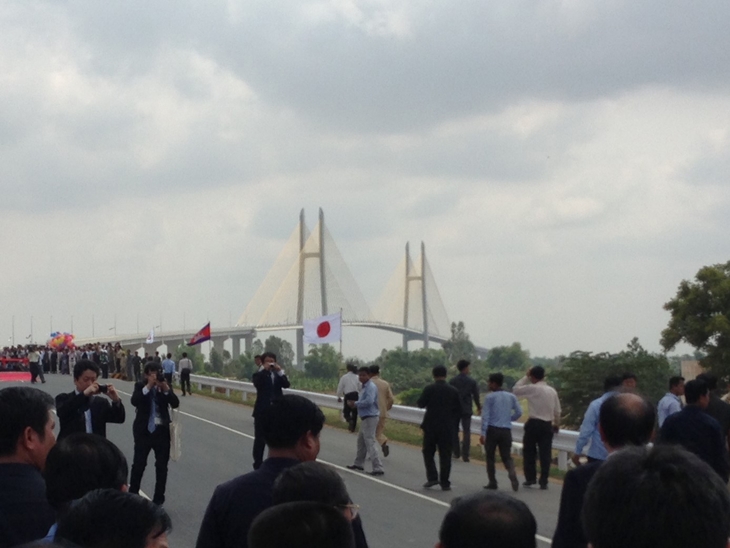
303, 312, 342, 344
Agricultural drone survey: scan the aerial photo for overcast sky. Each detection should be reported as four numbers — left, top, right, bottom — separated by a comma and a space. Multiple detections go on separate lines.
2, 0, 728, 360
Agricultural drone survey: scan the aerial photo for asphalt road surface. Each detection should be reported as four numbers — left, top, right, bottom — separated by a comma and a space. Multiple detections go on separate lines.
6, 374, 563, 548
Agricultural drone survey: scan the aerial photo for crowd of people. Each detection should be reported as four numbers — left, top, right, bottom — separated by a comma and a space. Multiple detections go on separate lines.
3, 350, 730, 548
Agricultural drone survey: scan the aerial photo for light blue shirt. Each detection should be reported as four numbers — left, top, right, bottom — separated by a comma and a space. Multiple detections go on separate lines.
355, 381, 380, 419
575, 391, 614, 460
481, 390, 522, 435
162, 359, 176, 375
658, 392, 683, 427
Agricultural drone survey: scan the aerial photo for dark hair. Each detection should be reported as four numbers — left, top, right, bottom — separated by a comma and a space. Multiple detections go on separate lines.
248, 501, 354, 548
668, 376, 685, 390
346, 363, 357, 373
621, 372, 637, 382
261, 395, 325, 449
0, 387, 55, 457
254, 354, 262, 361
368, 365, 380, 375
603, 375, 622, 392
357, 366, 371, 375
73, 359, 101, 380
273, 461, 350, 506
530, 366, 545, 381
439, 491, 536, 548
456, 360, 470, 372
166, 353, 172, 359
599, 393, 655, 448
45, 434, 128, 514
432, 365, 447, 378
684, 379, 708, 404
488, 373, 504, 387
55, 489, 171, 548
261, 352, 277, 362
182, 352, 188, 358
696, 373, 718, 391
143, 362, 161, 375
583, 445, 730, 548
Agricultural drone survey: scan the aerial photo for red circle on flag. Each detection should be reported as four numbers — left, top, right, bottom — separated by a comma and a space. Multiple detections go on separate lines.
317, 321, 331, 338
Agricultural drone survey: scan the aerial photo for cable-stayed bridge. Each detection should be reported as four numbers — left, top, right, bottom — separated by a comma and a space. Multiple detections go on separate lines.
77, 209, 487, 365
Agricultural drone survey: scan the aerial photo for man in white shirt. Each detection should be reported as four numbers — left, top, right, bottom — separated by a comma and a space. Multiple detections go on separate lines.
179, 352, 194, 396
337, 364, 361, 432
657, 376, 684, 427
512, 366, 561, 490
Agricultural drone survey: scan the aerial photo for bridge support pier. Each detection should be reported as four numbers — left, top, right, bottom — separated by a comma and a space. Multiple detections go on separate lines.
231, 337, 241, 359
245, 333, 254, 354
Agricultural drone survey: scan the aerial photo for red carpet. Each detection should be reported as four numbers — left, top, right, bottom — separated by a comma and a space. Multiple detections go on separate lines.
0, 372, 32, 382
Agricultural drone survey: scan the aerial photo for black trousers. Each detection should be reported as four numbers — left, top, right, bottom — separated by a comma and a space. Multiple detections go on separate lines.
452, 414, 472, 459
100, 362, 109, 379
343, 392, 359, 432
252, 417, 266, 469
423, 428, 453, 486
180, 370, 191, 394
522, 418, 553, 486
485, 425, 516, 484
30, 362, 43, 383
164, 372, 173, 391
130, 428, 171, 504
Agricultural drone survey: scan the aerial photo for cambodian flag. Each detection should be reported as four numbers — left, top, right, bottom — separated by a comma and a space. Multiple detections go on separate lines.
188, 322, 211, 346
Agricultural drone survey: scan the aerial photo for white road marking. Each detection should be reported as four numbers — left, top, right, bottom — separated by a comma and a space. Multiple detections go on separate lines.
117, 390, 551, 544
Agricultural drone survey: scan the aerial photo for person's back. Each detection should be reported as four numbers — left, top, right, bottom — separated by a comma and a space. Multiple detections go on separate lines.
55, 489, 171, 548
582, 445, 730, 548
248, 501, 355, 548
553, 393, 656, 548
437, 491, 536, 548
196, 395, 325, 548
659, 379, 729, 482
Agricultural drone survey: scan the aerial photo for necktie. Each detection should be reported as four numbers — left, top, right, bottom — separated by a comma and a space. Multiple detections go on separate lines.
148, 390, 157, 433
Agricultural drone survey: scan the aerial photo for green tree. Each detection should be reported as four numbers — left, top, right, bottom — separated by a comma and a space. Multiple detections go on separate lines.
379, 347, 448, 393
208, 348, 224, 374
554, 338, 673, 428
661, 261, 730, 378
304, 344, 342, 379
486, 343, 531, 371
251, 339, 264, 357
442, 321, 477, 363
172, 343, 205, 372
263, 336, 295, 368
234, 352, 258, 380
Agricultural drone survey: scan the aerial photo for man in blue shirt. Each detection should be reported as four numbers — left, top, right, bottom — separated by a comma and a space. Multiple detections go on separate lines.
346, 367, 383, 476
161, 353, 176, 390
479, 373, 522, 491
572, 375, 622, 466
657, 376, 684, 427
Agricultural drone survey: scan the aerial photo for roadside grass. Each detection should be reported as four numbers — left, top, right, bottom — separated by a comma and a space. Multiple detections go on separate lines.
185, 384, 566, 480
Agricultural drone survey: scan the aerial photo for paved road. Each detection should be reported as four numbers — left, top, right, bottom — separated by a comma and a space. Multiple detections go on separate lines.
6, 375, 563, 547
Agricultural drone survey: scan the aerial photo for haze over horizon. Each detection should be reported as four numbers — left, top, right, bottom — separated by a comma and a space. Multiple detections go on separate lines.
2, 1, 728, 360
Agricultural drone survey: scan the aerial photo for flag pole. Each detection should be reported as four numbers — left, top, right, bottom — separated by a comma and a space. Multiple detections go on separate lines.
339, 308, 343, 356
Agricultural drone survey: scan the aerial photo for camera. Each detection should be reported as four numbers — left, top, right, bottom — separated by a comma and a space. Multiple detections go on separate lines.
156, 371, 165, 383
98, 384, 108, 393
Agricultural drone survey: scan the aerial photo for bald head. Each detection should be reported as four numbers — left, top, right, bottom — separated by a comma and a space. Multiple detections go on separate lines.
599, 393, 655, 452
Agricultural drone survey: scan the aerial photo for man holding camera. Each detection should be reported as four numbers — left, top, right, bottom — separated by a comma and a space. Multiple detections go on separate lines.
129, 362, 180, 505
251, 352, 290, 470
55, 359, 125, 440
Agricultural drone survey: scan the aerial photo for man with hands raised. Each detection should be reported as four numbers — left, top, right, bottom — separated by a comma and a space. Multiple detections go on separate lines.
252, 352, 290, 470
129, 362, 180, 505
55, 360, 125, 440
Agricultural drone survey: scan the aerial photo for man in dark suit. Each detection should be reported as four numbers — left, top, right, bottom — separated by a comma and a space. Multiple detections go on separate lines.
196, 395, 325, 548
449, 359, 481, 462
129, 361, 180, 505
418, 365, 461, 491
659, 378, 730, 482
552, 392, 656, 548
251, 351, 290, 470
55, 360, 125, 440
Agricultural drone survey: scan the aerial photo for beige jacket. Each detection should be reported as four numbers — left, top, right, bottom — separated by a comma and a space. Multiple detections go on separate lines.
371, 376, 394, 416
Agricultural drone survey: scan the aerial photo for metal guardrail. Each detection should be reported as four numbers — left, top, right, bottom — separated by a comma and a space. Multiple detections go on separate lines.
190, 374, 579, 470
